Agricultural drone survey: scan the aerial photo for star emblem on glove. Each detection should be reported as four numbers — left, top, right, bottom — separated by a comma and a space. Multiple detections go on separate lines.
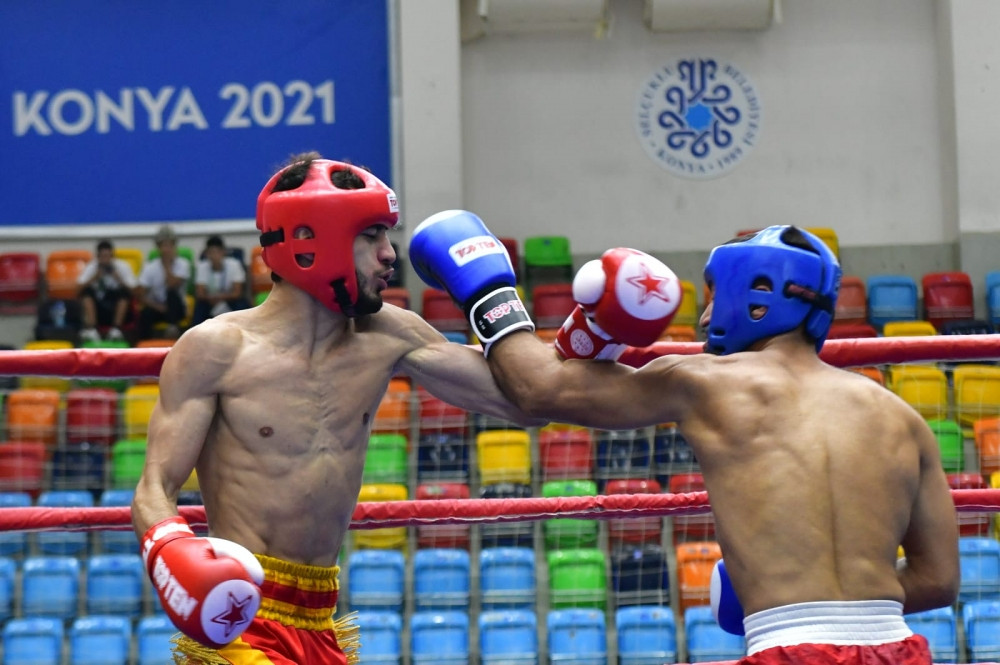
211, 592, 253, 639
626, 265, 674, 304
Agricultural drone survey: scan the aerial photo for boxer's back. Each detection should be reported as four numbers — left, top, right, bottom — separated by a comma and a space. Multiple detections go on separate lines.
683, 348, 925, 616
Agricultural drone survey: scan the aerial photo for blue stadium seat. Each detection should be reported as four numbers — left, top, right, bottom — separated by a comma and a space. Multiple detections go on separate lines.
987, 270, 1000, 329
410, 611, 469, 664
480, 547, 535, 610
684, 605, 746, 663
355, 611, 403, 664
958, 536, 1000, 604
479, 482, 534, 549
616, 605, 678, 665
479, 609, 538, 664
652, 425, 697, 480
50, 442, 106, 494
866, 274, 919, 331
136, 615, 176, 665
347, 549, 405, 613
413, 548, 470, 611
0, 556, 15, 622
97, 488, 139, 554
963, 600, 1000, 662
611, 543, 670, 607
2, 617, 64, 665
0, 491, 31, 556
594, 428, 653, 484
904, 606, 957, 663
547, 608, 607, 665
36, 489, 93, 555
416, 432, 469, 482
21, 554, 80, 619
69, 615, 132, 665
86, 553, 144, 617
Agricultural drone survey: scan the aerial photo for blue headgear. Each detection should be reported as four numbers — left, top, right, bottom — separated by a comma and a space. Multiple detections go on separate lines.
703, 226, 841, 355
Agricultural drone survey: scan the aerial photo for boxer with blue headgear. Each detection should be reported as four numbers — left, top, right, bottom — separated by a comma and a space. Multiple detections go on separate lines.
703, 226, 841, 356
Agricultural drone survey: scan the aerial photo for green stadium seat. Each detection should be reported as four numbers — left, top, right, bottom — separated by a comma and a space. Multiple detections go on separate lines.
542, 479, 598, 550
363, 433, 408, 485
548, 548, 607, 610
111, 438, 147, 489
927, 418, 964, 474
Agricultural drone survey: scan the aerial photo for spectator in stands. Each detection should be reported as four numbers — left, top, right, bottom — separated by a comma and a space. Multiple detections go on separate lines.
191, 235, 250, 326
135, 225, 190, 340
77, 239, 136, 342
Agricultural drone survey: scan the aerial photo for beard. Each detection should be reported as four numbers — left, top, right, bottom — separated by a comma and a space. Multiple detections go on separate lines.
351, 271, 384, 317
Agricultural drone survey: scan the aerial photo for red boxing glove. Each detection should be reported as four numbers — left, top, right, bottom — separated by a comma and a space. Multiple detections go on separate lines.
141, 516, 264, 648
555, 248, 682, 359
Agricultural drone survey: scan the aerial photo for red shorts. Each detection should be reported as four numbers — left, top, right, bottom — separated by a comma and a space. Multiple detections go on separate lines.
739, 635, 932, 665
172, 555, 358, 665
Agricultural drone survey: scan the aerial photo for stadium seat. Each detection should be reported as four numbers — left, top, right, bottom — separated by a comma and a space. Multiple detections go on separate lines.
616, 605, 678, 665
415, 482, 471, 549
1, 617, 64, 665
21, 555, 81, 619
958, 537, 1000, 604
805, 226, 840, 258
672, 280, 699, 329
849, 365, 886, 386
0, 493, 30, 557
410, 611, 469, 665
922, 270, 975, 331
542, 480, 599, 550
523, 235, 573, 291
113, 246, 144, 277
929, 419, 965, 474
417, 387, 469, 438
249, 246, 272, 296
36, 490, 93, 555
0, 252, 41, 310
479, 609, 538, 665
826, 322, 879, 339
422, 288, 467, 333
611, 543, 670, 607
0, 556, 15, 622
653, 424, 697, 476
19, 340, 74, 391
477, 429, 532, 485
976, 418, 1000, 476
962, 600, 1000, 662
669, 473, 715, 543
65, 387, 119, 446
480, 547, 535, 610
363, 433, 408, 485
532, 282, 575, 329
346, 549, 405, 613
605, 479, 662, 546
0, 443, 46, 499
904, 606, 958, 663
110, 438, 147, 489
675, 541, 723, 613
887, 365, 949, 421
497, 236, 521, 282
86, 554, 144, 617
547, 608, 606, 665
833, 275, 867, 325
380, 286, 410, 310
414, 548, 471, 611
948, 473, 990, 537
953, 365, 1000, 434
97, 489, 139, 554
479, 482, 534, 549
941, 318, 995, 336
866, 274, 919, 332
538, 426, 594, 481
354, 484, 407, 550
416, 432, 469, 482
373, 378, 411, 437
987, 270, 1000, 329
684, 605, 746, 662
73, 338, 130, 393
354, 611, 403, 664
659, 324, 697, 342
594, 429, 654, 487
136, 615, 175, 665
548, 548, 607, 610
121, 383, 160, 439
68, 615, 132, 665
45, 249, 92, 300
882, 320, 938, 337
50, 441, 106, 494
5, 388, 61, 446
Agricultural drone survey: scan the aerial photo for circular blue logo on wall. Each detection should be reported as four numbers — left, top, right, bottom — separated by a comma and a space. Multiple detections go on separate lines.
635, 59, 761, 179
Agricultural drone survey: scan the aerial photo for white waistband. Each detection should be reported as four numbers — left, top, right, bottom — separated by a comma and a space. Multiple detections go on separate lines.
743, 600, 912, 656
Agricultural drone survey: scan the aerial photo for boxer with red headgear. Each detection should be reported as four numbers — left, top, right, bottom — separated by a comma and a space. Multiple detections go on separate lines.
415, 216, 958, 665
132, 152, 543, 664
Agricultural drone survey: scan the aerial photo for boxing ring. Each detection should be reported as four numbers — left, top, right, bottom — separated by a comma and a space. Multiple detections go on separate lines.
3, 335, 1000, 665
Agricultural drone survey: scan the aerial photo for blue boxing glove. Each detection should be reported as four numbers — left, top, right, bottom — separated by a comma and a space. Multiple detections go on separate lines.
410, 210, 534, 354
710, 559, 746, 635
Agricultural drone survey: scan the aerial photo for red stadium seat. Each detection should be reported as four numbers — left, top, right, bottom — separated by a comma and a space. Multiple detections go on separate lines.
417, 388, 468, 437
826, 322, 878, 339
538, 427, 594, 481
498, 236, 521, 282
605, 479, 662, 546
381, 287, 410, 310
421, 288, 467, 333
65, 388, 119, 446
669, 473, 715, 544
922, 271, 974, 332
0, 252, 42, 311
947, 473, 990, 537
415, 482, 471, 549
532, 283, 575, 329
834, 276, 867, 325
0, 441, 47, 498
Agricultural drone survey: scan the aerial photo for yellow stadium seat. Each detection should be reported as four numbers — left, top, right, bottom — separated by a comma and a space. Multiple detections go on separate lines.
883, 320, 938, 337
121, 384, 160, 439
672, 280, 699, 328
354, 483, 408, 551
805, 227, 840, 259
113, 247, 144, 278
887, 365, 948, 420
953, 365, 1000, 434
20, 340, 73, 392
477, 430, 532, 485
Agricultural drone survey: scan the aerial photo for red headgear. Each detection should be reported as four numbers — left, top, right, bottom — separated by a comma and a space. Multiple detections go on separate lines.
256, 160, 399, 315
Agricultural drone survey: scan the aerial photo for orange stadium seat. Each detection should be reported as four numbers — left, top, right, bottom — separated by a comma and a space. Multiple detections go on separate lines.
659, 324, 696, 342
676, 541, 723, 613
536, 327, 559, 345
849, 366, 886, 387
5, 389, 61, 447
834, 276, 867, 325
249, 246, 272, 296
975, 418, 1000, 476
373, 378, 412, 437
45, 249, 92, 300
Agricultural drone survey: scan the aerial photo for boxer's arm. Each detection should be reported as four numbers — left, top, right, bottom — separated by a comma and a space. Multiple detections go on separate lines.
898, 414, 960, 613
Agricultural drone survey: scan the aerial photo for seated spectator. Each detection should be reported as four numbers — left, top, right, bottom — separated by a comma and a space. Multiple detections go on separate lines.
192, 235, 250, 326
77, 239, 137, 342
136, 225, 190, 340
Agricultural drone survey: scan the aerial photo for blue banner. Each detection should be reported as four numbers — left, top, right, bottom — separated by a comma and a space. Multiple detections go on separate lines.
0, 1, 391, 226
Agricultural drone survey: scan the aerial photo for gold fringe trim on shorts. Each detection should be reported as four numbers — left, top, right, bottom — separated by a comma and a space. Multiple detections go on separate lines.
335, 611, 361, 665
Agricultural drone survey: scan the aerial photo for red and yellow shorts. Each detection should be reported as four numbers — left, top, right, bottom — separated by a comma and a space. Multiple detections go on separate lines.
172, 554, 359, 665
739, 600, 932, 665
